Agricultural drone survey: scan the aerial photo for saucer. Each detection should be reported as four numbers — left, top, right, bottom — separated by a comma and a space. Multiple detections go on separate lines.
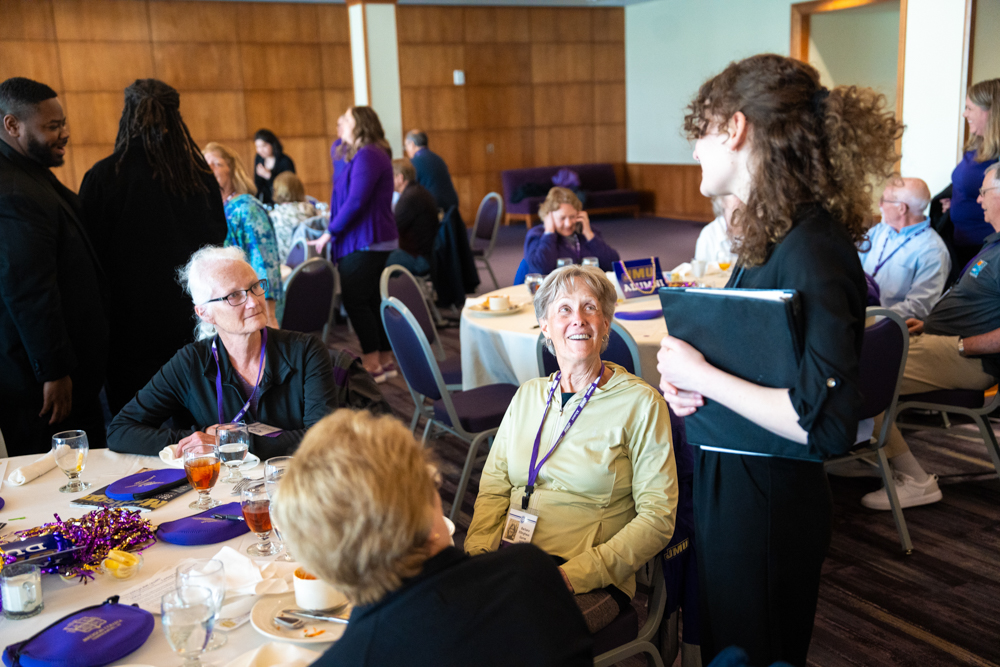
250, 592, 349, 644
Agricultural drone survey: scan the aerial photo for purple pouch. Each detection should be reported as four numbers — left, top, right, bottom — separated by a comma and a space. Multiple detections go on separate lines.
105, 469, 188, 500
156, 502, 250, 545
3, 596, 153, 667
552, 168, 581, 189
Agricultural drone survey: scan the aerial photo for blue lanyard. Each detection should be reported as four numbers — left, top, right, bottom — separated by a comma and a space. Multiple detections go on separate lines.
871, 226, 929, 277
211, 329, 267, 425
522, 363, 604, 510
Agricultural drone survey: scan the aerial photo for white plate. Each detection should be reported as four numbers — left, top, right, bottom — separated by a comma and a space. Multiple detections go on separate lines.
162, 451, 261, 471
250, 592, 349, 644
466, 301, 525, 316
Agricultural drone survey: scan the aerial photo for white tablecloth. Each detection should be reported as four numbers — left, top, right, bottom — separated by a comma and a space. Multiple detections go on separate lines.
461, 268, 731, 391
0, 449, 327, 663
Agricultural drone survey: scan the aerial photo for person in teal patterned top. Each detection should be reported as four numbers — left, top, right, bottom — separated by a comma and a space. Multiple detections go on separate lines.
204, 142, 282, 328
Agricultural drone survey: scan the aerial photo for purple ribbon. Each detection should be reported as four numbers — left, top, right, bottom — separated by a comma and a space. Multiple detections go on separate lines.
211, 329, 267, 425
522, 363, 604, 510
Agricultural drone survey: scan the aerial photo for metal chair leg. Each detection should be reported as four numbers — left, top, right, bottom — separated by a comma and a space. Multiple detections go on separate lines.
421, 419, 434, 445
876, 447, 913, 554
971, 414, 1000, 481
483, 259, 499, 291
449, 432, 491, 522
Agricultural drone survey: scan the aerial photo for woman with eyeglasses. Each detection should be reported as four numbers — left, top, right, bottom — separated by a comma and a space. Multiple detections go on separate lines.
106, 246, 376, 459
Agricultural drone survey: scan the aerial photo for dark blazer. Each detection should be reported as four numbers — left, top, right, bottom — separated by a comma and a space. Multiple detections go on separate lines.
395, 182, 440, 258
0, 139, 109, 455
313, 545, 593, 667
410, 147, 459, 212
254, 153, 295, 205
431, 207, 480, 308
107, 328, 363, 459
79, 143, 227, 413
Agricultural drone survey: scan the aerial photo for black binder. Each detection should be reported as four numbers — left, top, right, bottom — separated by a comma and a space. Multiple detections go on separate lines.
658, 286, 822, 461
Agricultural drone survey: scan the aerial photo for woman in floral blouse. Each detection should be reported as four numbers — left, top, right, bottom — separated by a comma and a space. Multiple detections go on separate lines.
204, 142, 282, 328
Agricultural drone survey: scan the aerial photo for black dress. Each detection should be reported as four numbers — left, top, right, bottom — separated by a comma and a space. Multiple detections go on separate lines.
253, 153, 295, 205
79, 144, 227, 414
695, 205, 866, 667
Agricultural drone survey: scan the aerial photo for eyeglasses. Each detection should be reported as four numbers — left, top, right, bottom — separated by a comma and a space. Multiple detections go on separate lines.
201, 279, 268, 307
979, 185, 1000, 198
879, 195, 903, 206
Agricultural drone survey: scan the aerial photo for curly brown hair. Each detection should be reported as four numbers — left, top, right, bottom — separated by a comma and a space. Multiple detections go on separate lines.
336, 106, 391, 161
684, 54, 903, 267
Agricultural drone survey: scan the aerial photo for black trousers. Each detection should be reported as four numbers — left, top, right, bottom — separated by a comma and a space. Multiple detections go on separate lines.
694, 449, 831, 667
339, 249, 391, 355
0, 383, 107, 457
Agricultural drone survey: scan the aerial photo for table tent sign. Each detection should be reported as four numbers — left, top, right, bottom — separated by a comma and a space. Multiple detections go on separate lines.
613, 258, 667, 299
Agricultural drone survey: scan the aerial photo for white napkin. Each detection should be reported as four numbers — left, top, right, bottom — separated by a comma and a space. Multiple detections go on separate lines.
211, 546, 295, 596
223, 643, 320, 667
670, 262, 692, 278
7, 451, 56, 486
159, 444, 183, 468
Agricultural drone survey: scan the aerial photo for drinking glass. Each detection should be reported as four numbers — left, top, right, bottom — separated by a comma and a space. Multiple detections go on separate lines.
51, 430, 91, 493
690, 258, 708, 287
525, 273, 544, 296
216, 422, 249, 484
161, 586, 215, 667
176, 560, 227, 650
183, 444, 221, 510
241, 479, 281, 557
556, 257, 573, 268
581, 257, 599, 267
717, 251, 737, 272
1, 563, 43, 619
264, 457, 294, 562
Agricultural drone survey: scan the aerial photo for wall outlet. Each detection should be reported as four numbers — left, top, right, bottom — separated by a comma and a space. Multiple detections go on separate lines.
486, 143, 495, 154
453, 70, 465, 86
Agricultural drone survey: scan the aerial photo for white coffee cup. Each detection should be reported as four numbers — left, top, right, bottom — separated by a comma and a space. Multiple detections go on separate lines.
293, 568, 347, 611
488, 295, 510, 311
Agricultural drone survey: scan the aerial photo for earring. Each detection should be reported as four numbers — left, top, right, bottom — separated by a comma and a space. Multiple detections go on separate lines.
602, 333, 610, 346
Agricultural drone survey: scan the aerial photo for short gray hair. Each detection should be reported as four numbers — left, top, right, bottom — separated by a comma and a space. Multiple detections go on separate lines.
177, 245, 248, 340
987, 162, 1000, 185
534, 265, 617, 353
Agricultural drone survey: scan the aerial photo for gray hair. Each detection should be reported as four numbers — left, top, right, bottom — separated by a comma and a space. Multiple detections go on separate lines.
534, 265, 617, 355
177, 245, 248, 340
987, 162, 1000, 185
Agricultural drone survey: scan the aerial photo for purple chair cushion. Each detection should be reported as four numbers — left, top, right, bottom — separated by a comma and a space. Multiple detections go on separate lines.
440, 355, 463, 386
858, 317, 906, 418
382, 303, 442, 400
433, 383, 518, 433
502, 164, 626, 215
283, 261, 334, 334
899, 389, 986, 409
387, 272, 436, 344
474, 197, 501, 242
592, 604, 639, 656
586, 189, 640, 210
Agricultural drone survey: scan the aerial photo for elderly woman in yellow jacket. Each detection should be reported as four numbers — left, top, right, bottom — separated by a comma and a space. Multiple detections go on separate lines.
465, 265, 678, 633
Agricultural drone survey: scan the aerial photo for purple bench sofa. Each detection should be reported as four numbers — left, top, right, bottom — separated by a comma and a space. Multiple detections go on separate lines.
501, 163, 640, 227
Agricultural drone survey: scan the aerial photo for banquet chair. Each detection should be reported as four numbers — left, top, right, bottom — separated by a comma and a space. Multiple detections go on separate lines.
281, 258, 338, 345
380, 265, 462, 394
824, 308, 912, 553
380, 297, 518, 521
469, 192, 504, 291
285, 239, 309, 270
594, 556, 667, 667
536, 321, 643, 378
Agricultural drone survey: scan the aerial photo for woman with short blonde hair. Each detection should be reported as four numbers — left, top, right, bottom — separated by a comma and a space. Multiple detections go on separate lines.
274, 410, 593, 667
269, 171, 318, 260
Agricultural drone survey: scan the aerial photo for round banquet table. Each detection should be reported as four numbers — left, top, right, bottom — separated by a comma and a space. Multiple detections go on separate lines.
0, 449, 329, 664
460, 268, 731, 391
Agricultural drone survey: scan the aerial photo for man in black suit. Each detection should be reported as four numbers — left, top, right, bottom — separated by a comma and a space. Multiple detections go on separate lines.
0, 77, 109, 455
404, 129, 459, 213
387, 158, 440, 276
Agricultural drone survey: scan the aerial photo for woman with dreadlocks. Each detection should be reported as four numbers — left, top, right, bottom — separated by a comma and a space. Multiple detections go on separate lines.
80, 78, 227, 414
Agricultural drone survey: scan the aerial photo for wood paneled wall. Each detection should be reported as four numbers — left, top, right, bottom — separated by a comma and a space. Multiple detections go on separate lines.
0, 0, 353, 203
625, 164, 714, 222
396, 5, 626, 224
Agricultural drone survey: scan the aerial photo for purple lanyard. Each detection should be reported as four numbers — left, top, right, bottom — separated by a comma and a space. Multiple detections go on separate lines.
872, 226, 929, 277
211, 329, 267, 425
522, 363, 604, 510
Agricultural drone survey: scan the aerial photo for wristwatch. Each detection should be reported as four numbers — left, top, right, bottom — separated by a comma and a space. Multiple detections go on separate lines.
958, 337, 966, 357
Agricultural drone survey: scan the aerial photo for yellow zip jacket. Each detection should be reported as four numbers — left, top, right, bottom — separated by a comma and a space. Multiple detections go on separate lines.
464, 362, 678, 597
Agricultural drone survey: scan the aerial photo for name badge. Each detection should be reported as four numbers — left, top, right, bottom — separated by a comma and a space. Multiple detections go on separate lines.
247, 423, 283, 437
501, 508, 537, 545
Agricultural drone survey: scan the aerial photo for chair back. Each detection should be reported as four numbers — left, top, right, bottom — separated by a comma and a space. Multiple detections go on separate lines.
281, 258, 337, 336
471, 192, 504, 249
285, 239, 308, 269
380, 265, 444, 360
380, 297, 444, 401
513, 258, 530, 286
536, 322, 642, 378
859, 308, 909, 420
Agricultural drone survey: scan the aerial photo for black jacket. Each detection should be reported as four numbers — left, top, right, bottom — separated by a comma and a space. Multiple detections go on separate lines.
0, 139, 109, 453
79, 143, 227, 412
431, 207, 480, 308
410, 148, 459, 212
395, 182, 440, 258
107, 328, 384, 459
253, 153, 295, 205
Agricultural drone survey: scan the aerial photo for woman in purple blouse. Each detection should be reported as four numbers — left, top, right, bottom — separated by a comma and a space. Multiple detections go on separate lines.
311, 107, 399, 381
522, 187, 620, 277
943, 79, 1000, 268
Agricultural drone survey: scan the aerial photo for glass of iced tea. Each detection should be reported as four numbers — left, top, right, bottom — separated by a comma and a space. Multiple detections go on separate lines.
183, 444, 222, 510
241, 479, 280, 557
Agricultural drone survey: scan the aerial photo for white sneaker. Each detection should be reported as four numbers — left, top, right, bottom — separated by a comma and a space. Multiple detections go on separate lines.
860, 473, 942, 510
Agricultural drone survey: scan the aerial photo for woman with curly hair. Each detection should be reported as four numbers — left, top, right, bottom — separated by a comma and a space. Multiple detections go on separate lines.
655, 54, 902, 666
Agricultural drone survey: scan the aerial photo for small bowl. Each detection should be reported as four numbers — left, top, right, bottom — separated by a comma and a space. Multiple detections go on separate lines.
101, 550, 144, 581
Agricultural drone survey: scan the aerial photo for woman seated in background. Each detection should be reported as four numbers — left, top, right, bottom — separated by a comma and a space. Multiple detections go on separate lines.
464, 265, 678, 634
522, 187, 620, 277
269, 171, 320, 261
274, 410, 593, 667
107, 247, 386, 459
694, 194, 740, 262
204, 141, 282, 328
253, 128, 295, 206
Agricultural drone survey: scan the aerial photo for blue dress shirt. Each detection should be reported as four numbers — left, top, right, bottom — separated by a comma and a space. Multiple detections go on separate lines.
859, 219, 951, 320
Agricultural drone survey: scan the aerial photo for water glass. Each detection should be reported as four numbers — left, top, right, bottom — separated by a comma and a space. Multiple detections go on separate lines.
183, 444, 221, 510
241, 479, 280, 557
556, 257, 573, 268
581, 257, 599, 267
690, 258, 708, 287
162, 586, 215, 667
52, 430, 91, 493
264, 457, 294, 562
176, 560, 227, 650
1, 563, 43, 619
216, 423, 249, 484
525, 273, 544, 296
